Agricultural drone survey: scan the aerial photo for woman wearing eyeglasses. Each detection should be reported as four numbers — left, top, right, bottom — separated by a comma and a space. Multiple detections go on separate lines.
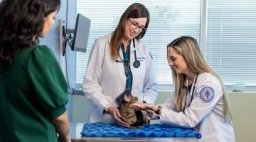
82, 3, 157, 127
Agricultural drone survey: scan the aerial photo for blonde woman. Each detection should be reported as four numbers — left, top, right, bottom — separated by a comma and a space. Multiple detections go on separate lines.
131, 36, 235, 142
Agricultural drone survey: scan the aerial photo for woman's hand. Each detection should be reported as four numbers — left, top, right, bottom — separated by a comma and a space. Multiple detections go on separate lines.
130, 101, 147, 110
130, 102, 159, 113
106, 106, 130, 128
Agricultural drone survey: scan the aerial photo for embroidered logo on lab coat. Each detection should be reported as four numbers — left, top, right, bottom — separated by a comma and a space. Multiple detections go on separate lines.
200, 87, 214, 102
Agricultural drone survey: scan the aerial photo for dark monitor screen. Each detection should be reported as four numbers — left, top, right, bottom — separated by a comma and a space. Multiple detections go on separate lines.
71, 13, 91, 53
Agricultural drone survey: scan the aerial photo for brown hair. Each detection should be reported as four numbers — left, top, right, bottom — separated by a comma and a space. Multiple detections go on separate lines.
110, 3, 150, 60
0, 0, 60, 73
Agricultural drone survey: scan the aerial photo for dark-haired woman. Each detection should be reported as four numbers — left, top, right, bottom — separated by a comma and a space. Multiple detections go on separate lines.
82, 3, 157, 128
0, 0, 70, 141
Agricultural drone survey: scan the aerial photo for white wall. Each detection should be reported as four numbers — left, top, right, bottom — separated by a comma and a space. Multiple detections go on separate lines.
227, 92, 256, 142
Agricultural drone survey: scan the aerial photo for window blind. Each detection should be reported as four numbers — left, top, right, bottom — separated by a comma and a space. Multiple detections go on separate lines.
76, 0, 201, 85
207, 0, 256, 85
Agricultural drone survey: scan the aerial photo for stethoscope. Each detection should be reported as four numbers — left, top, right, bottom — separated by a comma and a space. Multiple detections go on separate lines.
132, 39, 140, 68
116, 38, 140, 68
184, 74, 198, 110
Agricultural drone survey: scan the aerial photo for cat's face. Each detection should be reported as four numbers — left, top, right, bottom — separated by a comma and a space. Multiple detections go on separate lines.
119, 95, 138, 127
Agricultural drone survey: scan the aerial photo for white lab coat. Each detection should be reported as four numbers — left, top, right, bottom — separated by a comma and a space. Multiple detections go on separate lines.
159, 72, 235, 142
82, 34, 157, 123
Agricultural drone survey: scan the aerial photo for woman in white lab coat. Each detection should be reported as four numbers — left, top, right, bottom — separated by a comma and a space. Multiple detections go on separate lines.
82, 3, 157, 127
131, 36, 235, 141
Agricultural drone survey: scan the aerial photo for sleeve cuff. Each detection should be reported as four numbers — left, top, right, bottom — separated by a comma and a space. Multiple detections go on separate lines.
103, 104, 112, 114
50, 106, 66, 118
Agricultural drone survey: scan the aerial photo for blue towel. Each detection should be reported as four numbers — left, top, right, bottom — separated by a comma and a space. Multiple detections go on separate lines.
81, 122, 201, 138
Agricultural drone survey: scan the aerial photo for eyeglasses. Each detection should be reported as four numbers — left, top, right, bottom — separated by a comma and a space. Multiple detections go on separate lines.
128, 18, 146, 32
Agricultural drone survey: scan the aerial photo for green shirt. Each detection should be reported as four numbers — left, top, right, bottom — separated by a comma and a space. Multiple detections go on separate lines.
0, 45, 68, 142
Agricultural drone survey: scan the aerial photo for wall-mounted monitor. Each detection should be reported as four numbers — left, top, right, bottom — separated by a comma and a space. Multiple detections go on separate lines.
71, 13, 91, 53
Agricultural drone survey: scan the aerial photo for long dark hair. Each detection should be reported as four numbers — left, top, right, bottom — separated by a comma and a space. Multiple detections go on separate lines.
0, 0, 60, 73
110, 3, 150, 60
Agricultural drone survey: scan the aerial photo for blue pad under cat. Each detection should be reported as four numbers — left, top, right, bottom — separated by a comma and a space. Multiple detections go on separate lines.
80, 122, 201, 138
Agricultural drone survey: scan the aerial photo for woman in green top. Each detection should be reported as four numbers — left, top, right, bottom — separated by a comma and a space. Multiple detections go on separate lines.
0, 0, 70, 142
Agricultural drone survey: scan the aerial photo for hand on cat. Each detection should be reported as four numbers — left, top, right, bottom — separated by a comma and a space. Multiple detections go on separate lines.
106, 106, 130, 128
